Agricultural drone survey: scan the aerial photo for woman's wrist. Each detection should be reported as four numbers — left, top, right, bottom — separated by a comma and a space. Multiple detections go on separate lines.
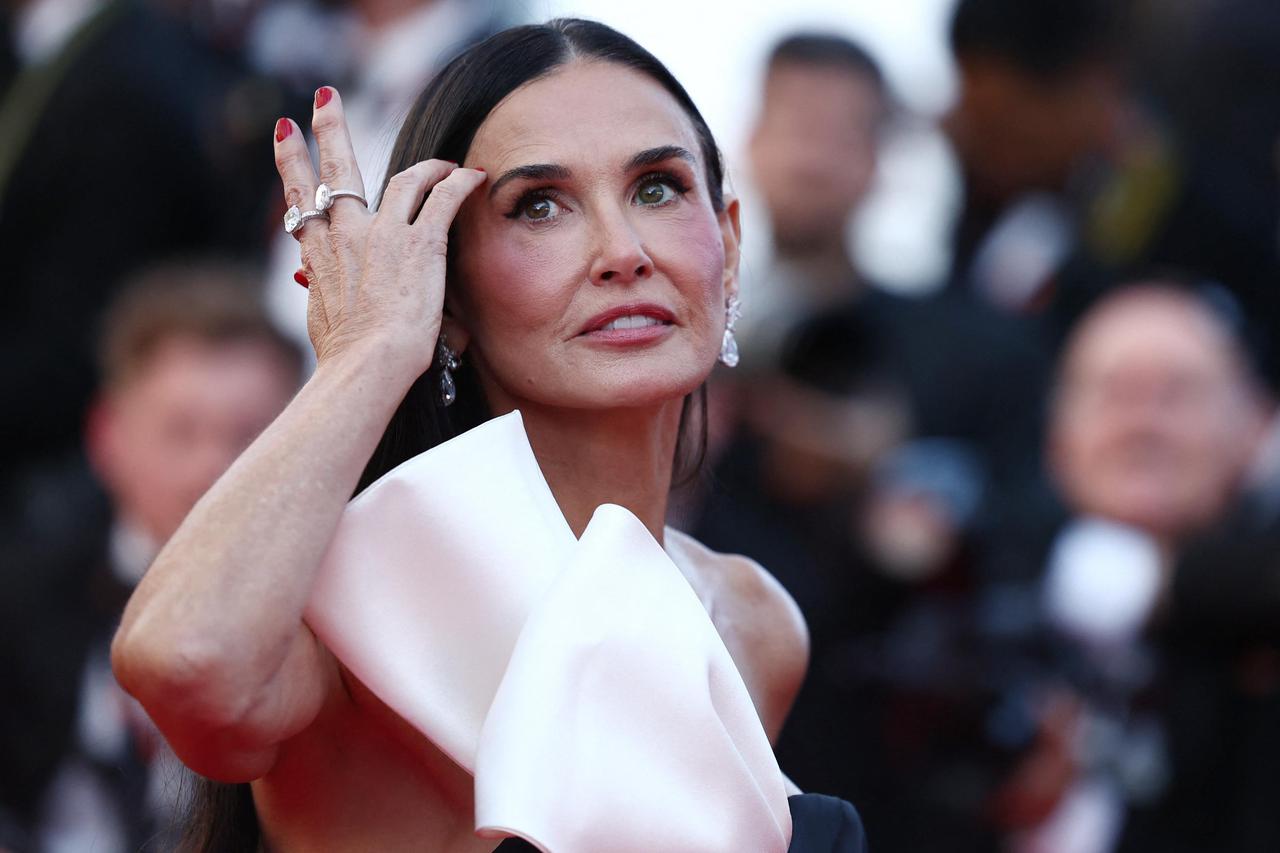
314, 333, 434, 396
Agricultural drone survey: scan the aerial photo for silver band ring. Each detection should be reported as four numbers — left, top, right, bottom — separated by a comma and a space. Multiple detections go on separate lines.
283, 205, 329, 236
315, 183, 368, 211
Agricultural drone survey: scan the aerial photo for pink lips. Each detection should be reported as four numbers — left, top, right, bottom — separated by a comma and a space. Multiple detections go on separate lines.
577, 303, 676, 346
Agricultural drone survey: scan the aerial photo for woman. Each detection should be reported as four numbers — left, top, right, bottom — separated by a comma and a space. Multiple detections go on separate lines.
112, 19, 857, 851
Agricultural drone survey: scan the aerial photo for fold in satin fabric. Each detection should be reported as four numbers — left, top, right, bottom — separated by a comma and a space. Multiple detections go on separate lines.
305, 411, 792, 852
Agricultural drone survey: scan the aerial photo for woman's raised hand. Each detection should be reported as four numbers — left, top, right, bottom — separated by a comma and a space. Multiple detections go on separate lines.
273, 87, 486, 377
116, 89, 485, 784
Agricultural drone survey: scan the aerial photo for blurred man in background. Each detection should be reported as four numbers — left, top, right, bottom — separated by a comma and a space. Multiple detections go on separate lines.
945, 0, 1280, 386
0, 263, 301, 851
734, 32, 887, 368
946, 0, 1125, 219
688, 30, 902, 571
1048, 286, 1266, 550
1024, 283, 1272, 852
944, 0, 1128, 325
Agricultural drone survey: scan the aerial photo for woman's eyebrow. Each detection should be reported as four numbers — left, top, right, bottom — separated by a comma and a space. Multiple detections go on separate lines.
626, 145, 695, 171
487, 147, 694, 199
488, 163, 571, 198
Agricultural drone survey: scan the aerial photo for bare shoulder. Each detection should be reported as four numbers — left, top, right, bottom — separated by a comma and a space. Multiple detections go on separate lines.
665, 528, 809, 741
664, 528, 808, 646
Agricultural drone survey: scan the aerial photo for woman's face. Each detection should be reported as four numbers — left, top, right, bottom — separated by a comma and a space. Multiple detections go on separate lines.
449, 60, 739, 414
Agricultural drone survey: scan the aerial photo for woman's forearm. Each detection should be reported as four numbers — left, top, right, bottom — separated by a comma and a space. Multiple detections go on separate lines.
115, 91, 483, 774
113, 340, 420, 729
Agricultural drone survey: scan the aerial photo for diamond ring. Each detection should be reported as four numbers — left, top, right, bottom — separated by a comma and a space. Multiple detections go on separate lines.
283, 205, 329, 237
315, 183, 368, 212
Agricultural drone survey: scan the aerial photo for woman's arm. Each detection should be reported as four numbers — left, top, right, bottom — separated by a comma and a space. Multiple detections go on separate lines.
112, 343, 412, 781
735, 559, 810, 744
112, 90, 486, 782
665, 530, 809, 744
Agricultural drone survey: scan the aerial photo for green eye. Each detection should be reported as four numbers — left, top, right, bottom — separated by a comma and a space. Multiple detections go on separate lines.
636, 181, 672, 206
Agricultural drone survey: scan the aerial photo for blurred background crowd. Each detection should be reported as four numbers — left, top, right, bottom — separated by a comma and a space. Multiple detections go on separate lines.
2, 0, 1279, 850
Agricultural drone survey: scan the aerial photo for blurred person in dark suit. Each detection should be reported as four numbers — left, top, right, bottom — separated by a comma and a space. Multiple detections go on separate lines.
0, 263, 301, 851
1121, 440, 1280, 852
946, 0, 1127, 235
726, 26, 1060, 585
1059, 282, 1280, 853
685, 31, 906, 584
1018, 283, 1271, 852
702, 30, 1051, 546
0, 0, 290, 496
944, 0, 1128, 327
733, 33, 887, 368
945, 0, 1280, 389
690, 32, 911, 643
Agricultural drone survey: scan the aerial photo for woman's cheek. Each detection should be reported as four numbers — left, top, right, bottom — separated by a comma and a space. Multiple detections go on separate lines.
465, 237, 569, 391
477, 231, 579, 323
665, 211, 728, 306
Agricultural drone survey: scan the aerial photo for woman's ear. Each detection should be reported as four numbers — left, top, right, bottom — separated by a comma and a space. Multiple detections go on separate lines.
440, 283, 472, 355
718, 194, 742, 300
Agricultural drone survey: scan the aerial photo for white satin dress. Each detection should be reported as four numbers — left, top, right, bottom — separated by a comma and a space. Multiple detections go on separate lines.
304, 411, 793, 853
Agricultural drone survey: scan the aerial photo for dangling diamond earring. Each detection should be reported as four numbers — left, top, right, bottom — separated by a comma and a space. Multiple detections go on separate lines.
436, 334, 461, 406
718, 294, 742, 367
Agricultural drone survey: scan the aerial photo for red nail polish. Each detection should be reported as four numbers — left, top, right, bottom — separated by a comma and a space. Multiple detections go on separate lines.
475, 167, 485, 173
275, 118, 291, 142
315, 86, 333, 108
294, 270, 309, 288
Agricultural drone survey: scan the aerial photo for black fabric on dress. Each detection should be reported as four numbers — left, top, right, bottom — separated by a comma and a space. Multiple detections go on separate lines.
490, 793, 869, 852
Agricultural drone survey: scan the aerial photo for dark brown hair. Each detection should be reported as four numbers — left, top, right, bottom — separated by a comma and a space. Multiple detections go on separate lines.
767, 32, 885, 92
181, 18, 725, 848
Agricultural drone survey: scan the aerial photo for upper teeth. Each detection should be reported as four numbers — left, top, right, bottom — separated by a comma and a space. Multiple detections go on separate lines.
602, 315, 663, 331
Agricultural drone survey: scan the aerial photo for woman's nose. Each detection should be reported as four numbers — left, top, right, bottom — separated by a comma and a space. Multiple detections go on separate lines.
589, 211, 653, 285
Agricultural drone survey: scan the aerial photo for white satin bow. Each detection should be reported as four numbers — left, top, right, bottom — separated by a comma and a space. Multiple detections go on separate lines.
305, 411, 791, 852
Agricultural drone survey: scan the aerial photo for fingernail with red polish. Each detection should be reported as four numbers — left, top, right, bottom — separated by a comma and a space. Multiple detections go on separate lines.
315, 86, 333, 108
275, 118, 291, 142
294, 270, 309, 288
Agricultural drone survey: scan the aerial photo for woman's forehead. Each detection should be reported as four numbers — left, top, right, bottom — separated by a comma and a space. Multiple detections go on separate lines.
467, 60, 702, 173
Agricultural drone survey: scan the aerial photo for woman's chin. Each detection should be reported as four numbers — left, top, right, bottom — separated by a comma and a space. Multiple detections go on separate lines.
483, 347, 715, 413
605, 360, 711, 405
544, 371, 708, 411
580, 378, 705, 410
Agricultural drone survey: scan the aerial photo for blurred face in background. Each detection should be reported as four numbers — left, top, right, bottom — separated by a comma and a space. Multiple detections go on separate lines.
1050, 288, 1268, 541
88, 335, 297, 544
946, 58, 1124, 202
749, 60, 883, 255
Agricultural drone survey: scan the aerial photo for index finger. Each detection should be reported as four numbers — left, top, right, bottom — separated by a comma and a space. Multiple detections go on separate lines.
412, 167, 489, 232
311, 86, 367, 214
